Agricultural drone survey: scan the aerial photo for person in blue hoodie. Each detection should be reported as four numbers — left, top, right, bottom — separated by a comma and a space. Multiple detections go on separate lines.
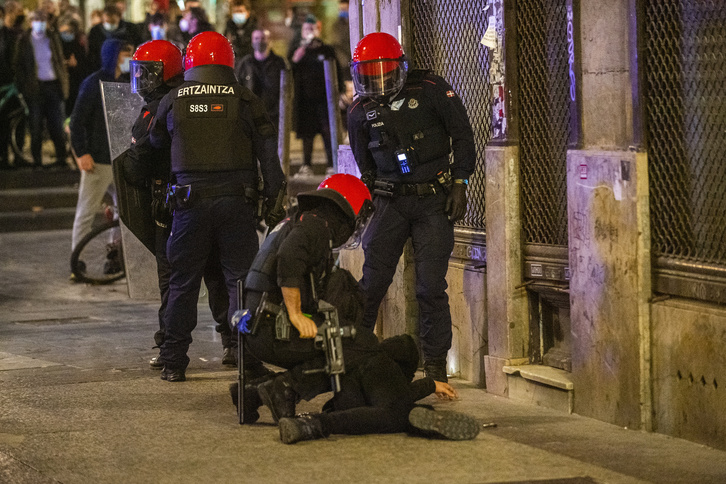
69, 38, 134, 280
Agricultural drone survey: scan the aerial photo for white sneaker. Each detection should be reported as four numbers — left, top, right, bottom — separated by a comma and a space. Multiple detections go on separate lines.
293, 165, 314, 178
325, 167, 336, 176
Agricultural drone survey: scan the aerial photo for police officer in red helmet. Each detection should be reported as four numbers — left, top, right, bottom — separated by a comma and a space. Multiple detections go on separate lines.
241, 174, 378, 422
236, 174, 480, 443
347, 32, 476, 382
120, 40, 245, 374
149, 31, 285, 382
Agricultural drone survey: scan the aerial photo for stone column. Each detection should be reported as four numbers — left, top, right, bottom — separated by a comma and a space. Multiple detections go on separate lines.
567, 0, 652, 430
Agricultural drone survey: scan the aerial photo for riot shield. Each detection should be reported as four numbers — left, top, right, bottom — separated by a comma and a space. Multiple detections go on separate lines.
100, 81, 155, 254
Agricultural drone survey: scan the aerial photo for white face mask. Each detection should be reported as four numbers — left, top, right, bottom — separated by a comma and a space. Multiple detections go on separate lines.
31, 21, 47, 34
119, 57, 130, 74
303, 30, 315, 42
232, 12, 248, 25
150, 25, 166, 40
103, 22, 118, 32
179, 18, 189, 32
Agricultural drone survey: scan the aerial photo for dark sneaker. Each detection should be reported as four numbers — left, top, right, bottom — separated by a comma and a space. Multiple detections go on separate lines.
257, 373, 299, 423
103, 245, 123, 274
408, 406, 480, 441
70, 260, 87, 282
149, 356, 163, 370
279, 415, 327, 444
424, 358, 448, 382
160, 367, 186, 382
222, 347, 237, 366
229, 382, 262, 424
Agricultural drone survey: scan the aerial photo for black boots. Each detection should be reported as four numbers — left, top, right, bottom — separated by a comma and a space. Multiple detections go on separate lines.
423, 358, 448, 382
278, 415, 328, 444
408, 406, 480, 440
160, 366, 186, 382
229, 382, 264, 424
222, 347, 237, 366
257, 373, 299, 423
149, 355, 164, 369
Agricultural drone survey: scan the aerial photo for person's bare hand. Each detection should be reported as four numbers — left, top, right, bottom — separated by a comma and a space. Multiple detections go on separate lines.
292, 45, 307, 63
67, 53, 78, 68
76, 153, 95, 172
434, 381, 459, 400
289, 312, 318, 339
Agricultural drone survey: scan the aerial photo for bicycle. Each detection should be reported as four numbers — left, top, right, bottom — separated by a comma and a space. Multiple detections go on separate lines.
0, 83, 29, 162
70, 204, 126, 285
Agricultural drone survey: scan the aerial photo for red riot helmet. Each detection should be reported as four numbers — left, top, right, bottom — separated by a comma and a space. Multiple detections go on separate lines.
351, 32, 408, 101
297, 174, 375, 249
130, 40, 183, 96
184, 31, 235, 71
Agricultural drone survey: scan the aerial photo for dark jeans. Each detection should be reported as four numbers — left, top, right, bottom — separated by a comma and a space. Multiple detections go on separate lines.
28, 80, 67, 166
160, 196, 258, 370
302, 132, 333, 168
360, 192, 455, 360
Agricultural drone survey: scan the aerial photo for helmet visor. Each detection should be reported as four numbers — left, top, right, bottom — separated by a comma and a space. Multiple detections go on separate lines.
351, 58, 407, 99
341, 199, 375, 250
130, 60, 164, 96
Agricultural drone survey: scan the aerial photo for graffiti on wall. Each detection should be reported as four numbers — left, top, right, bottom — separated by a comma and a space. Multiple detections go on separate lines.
482, 0, 506, 140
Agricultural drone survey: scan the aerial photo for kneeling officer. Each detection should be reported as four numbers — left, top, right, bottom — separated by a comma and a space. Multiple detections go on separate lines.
243, 174, 376, 421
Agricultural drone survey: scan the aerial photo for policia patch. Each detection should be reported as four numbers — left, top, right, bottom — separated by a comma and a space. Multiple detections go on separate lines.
187, 101, 227, 117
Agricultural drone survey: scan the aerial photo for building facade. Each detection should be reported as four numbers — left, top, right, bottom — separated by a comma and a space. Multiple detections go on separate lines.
340, 0, 726, 451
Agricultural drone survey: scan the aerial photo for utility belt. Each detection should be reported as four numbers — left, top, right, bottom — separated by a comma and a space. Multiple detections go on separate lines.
373, 170, 452, 198
166, 183, 259, 210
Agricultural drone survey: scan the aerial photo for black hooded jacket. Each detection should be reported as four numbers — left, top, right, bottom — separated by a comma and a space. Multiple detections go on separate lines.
69, 39, 129, 165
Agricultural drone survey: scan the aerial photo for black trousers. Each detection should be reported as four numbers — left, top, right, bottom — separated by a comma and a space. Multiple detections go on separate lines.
153, 223, 233, 349
160, 196, 258, 370
360, 192, 455, 360
244, 293, 380, 401
28, 80, 66, 166
318, 351, 416, 435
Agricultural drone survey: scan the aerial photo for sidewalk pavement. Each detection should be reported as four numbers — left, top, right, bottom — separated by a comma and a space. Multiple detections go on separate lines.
1, 230, 726, 484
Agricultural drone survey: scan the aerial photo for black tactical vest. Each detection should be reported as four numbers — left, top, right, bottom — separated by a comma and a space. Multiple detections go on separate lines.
363, 70, 452, 179
169, 65, 258, 174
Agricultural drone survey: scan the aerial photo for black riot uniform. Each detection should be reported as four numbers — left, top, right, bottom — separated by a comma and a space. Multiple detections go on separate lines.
122, 82, 237, 359
149, 62, 285, 378
347, 69, 476, 378
243, 203, 379, 408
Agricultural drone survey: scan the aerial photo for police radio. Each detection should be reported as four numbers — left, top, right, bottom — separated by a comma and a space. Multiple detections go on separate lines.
395, 149, 413, 175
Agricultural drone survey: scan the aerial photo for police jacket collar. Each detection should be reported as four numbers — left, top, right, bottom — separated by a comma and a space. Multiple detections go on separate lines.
184, 64, 237, 84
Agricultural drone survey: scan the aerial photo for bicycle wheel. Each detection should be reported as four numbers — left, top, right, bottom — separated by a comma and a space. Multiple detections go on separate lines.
9, 111, 27, 161
70, 219, 126, 285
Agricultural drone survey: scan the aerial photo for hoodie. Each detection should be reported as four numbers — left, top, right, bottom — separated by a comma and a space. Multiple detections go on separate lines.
69, 39, 129, 165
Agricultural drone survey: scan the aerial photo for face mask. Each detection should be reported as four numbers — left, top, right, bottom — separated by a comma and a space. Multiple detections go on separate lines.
284, 16, 292, 27
103, 22, 118, 32
31, 21, 46, 34
232, 12, 248, 25
252, 41, 268, 53
119, 57, 130, 74
303, 31, 315, 42
60, 31, 75, 42
339, 11, 349, 19
179, 18, 189, 32
150, 25, 166, 40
